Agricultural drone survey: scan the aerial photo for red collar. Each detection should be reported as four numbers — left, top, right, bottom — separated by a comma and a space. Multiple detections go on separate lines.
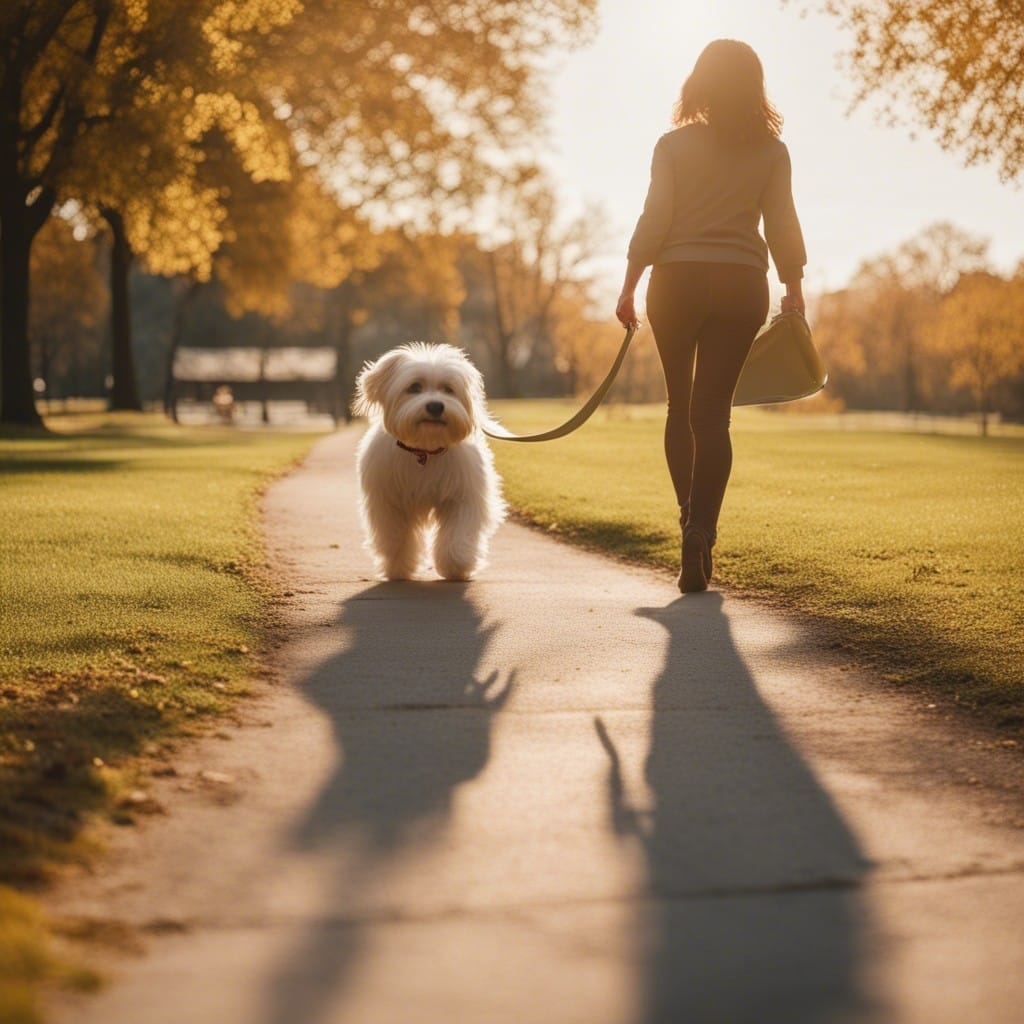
396, 439, 448, 466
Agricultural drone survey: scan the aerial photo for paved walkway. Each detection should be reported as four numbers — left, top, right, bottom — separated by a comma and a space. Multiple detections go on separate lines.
50, 429, 1024, 1023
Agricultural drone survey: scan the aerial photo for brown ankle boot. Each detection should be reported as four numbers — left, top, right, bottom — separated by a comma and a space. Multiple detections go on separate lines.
679, 525, 713, 593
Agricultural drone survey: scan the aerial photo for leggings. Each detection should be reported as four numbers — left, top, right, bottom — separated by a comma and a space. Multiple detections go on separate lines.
646, 261, 769, 540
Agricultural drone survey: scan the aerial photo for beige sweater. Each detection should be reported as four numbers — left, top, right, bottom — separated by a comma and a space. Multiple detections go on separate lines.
627, 124, 806, 283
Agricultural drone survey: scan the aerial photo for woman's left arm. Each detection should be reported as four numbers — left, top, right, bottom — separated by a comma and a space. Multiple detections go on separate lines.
762, 144, 807, 291
618, 138, 674, 327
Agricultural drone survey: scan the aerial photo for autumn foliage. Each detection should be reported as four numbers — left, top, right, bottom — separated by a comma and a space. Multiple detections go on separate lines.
0, 0, 597, 424
812, 0, 1024, 182
811, 223, 1024, 431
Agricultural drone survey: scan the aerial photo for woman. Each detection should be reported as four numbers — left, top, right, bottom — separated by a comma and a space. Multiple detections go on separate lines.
616, 39, 806, 593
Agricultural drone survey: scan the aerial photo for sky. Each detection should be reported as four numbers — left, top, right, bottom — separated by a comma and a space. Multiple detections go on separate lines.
540, 0, 1024, 302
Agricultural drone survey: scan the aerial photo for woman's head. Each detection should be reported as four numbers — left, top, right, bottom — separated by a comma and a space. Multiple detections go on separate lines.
673, 39, 782, 143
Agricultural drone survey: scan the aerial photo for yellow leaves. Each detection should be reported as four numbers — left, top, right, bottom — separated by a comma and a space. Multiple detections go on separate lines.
185, 92, 291, 183
201, 0, 303, 72
284, 175, 369, 290
822, 0, 1024, 181
30, 216, 108, 338
124, 0, 150, 32
934, 273, 1024, 397
125, 174, 227, 280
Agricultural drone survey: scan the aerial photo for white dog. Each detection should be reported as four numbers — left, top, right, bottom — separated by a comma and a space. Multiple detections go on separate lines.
353, 343, 505, 581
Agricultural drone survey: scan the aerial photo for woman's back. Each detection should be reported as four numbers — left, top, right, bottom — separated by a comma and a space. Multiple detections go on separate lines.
629, 123, 804, 284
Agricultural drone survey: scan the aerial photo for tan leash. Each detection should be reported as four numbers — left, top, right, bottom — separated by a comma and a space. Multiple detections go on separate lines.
483, 325, 637, 443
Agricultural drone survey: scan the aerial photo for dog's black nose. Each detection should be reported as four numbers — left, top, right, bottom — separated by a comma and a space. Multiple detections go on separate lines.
425, 401, 445, 417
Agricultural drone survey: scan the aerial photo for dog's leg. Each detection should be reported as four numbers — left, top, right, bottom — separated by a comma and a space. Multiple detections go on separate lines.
432, 501, 489, 581
363, 498, 424, 580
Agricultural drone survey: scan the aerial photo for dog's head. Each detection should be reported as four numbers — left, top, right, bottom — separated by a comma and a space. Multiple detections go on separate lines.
353, 343, 486, 448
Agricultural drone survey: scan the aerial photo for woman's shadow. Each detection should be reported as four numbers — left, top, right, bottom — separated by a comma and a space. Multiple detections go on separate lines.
597, 592, 878, 1023
262, 581, 511, 1024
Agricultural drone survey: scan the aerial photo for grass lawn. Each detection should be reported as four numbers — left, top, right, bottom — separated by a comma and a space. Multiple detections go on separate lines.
488, 400, 1024, 724
0, 412, 320, 1022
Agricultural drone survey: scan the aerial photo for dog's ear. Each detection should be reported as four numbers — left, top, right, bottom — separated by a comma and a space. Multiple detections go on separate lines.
352, 349, 406, 417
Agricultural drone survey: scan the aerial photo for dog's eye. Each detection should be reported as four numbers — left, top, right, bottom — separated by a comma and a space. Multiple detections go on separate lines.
441, 385, 455, 395
407, 382, 423, 394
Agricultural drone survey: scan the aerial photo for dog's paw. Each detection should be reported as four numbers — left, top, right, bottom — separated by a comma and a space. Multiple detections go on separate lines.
436, 564, 475, 582
433, 552, 479, 581
379, 557, 420, 581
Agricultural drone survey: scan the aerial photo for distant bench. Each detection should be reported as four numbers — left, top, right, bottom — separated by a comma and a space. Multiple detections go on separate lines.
170, 346, 344, 423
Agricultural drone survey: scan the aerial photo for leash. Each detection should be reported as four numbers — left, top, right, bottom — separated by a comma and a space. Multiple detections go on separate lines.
483, 325, 637, 443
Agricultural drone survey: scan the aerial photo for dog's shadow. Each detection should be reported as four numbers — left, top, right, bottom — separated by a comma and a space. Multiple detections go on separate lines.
262, 581, 509, 1024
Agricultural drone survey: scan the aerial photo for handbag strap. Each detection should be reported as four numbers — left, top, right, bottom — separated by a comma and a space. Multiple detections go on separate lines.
483, 326, 637, 443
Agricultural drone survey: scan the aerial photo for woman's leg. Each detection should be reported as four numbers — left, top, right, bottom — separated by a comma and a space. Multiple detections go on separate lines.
645, 263, 709, 513
687, 264, 770, 539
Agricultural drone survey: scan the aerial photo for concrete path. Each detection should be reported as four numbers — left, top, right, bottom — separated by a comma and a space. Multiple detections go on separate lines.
49, 429, 1024, 1024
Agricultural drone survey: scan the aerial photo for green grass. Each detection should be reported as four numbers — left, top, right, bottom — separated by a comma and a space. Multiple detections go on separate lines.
0, 412, 319, 1023
489, 400, 1024, 724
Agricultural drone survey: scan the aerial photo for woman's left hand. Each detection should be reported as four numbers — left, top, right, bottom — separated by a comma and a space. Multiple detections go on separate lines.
616, 293, 640, 329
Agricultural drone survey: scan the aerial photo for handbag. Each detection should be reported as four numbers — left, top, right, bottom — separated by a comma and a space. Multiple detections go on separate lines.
484, 310, 827, 442
732, 311, 827, 407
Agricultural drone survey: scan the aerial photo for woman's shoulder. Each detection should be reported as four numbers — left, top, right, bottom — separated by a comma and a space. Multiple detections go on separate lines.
659, 124, 787, 152
659, 123, 707, 145
654, 123, 709, 157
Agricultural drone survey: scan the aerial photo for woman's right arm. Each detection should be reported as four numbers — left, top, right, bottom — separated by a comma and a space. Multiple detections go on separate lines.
616, 260, 646, 328
618, 138, 674, 327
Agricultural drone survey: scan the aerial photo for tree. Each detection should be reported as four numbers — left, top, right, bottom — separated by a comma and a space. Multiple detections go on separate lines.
267, 1, 596, 219
1, 0, 596, 424
337, 229, 467, 420
464, 166, 608, 396
29, 216, 107, 405
1, 2, 108, 425
812, 222, 990, 410
61, 6, 301, 411
0, 0, 302, 424
809, 0, 1024, 181
933, 272, 1024, 435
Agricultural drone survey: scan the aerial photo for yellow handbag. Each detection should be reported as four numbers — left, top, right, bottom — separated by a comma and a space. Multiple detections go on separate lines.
733, 311, 827, 407
483, 312, 827, 442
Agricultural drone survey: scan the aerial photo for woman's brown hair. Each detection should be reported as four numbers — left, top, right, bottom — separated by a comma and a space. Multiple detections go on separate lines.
672, 39, 783, 143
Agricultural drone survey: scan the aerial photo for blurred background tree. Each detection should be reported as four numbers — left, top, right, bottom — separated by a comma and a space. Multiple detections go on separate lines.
6, 1, 1022, 430
934, 271, 1024, 436
28, 216, 108, 407
811, 223, 1024, 430
460, 165, 609, 397
1, 0, 597, 425
810, 0, 1024, 181
813, 223, 989, 412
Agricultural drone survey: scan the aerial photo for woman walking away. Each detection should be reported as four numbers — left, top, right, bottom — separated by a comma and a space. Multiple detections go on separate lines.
616, 39, 806, 593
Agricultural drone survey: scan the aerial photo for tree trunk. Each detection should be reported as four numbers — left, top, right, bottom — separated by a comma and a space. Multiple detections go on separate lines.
487, 249, 518, 397
259, 346, 270, 425
103, 208, 142, 411
903, 350, 919, 414
163, 279, 202, 421
331, 317, 353, 425
38, 334, 53, 411
0, 191, 44, 426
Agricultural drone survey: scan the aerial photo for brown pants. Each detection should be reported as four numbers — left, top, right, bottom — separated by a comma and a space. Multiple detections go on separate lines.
646, 261, 769, 540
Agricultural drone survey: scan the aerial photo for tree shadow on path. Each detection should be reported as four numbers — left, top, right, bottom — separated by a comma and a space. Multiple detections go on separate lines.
261, 581, 510, 1024
598, 592, 880, 1024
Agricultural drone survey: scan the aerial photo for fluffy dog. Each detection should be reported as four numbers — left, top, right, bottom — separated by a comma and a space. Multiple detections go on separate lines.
353, 343, 505, 581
